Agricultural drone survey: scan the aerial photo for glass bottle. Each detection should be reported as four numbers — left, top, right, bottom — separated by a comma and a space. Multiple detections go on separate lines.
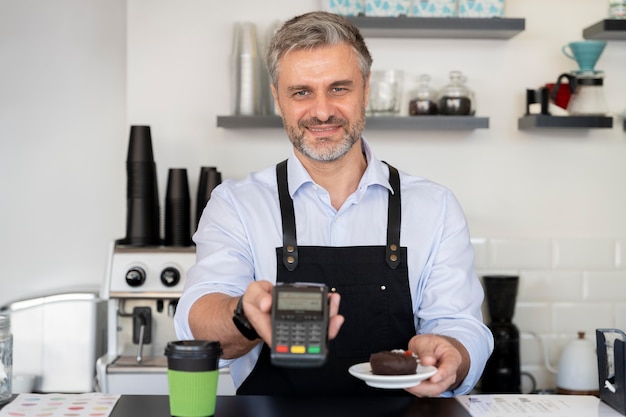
408, 74, 438, 116
438, 70, 475, 116
0, 315, 12, 404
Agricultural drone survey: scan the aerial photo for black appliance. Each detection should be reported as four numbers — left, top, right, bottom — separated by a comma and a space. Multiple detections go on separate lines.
480, 275, 521, 394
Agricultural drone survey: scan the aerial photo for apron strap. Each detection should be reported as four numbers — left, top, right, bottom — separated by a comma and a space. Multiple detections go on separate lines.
384, 162, 401, 269
276, 159, 402, 271
277, 159, 298, 271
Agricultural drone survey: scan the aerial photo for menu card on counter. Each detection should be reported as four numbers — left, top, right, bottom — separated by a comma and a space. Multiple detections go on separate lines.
457, 395, 624, 417
0, 393, 121, 417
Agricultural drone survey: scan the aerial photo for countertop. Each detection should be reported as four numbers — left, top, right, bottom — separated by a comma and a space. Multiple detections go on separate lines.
3, 394, 623, 417
111, 395, 470, 417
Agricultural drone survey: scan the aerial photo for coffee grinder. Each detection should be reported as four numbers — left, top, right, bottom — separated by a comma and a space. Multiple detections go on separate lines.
480, 275, 521, 394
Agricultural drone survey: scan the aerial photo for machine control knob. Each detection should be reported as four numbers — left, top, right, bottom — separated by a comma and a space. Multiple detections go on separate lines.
161, 267, 180, 287
125, 267, 146, 287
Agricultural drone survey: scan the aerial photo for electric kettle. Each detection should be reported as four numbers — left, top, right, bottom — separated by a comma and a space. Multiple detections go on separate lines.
556, 332, 599, 395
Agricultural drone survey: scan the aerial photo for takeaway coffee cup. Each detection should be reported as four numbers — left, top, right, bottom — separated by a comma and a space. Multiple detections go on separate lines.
165, 340, 222, 417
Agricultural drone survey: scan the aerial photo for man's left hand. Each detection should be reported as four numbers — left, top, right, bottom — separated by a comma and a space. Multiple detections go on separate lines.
404, 334, 470, 397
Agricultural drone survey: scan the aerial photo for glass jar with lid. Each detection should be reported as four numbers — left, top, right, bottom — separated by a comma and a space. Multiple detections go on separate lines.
409, 74, 438, 116
438, 70, 475, 116
0, 315, 12, 404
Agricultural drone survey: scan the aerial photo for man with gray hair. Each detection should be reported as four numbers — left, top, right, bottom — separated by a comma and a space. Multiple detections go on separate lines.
175, 11, 493, 397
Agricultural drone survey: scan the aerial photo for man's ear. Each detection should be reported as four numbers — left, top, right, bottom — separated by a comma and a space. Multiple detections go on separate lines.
271, 84, 281, 116
364, 73, 371, 109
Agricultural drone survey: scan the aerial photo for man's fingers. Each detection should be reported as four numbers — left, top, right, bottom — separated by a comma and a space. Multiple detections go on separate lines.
328, 292, 344, 339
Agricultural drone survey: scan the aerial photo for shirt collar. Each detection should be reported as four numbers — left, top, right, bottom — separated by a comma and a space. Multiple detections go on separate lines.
286, 137, 393, 198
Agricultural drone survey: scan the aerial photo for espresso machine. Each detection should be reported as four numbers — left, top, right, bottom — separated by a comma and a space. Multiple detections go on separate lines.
96, 125, 234, 394
95, 242, 236, 395
96, 242, 189, 394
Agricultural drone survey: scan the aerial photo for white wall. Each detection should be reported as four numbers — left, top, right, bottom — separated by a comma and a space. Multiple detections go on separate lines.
0, 0, 126, 305
474, 236, 626, 392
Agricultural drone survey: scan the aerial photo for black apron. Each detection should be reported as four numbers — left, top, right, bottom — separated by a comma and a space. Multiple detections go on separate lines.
237, 160, 416, 396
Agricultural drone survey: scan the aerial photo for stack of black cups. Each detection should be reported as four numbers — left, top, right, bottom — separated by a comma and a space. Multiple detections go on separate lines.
196, 166, 222, 228
119, 125, 222, 247
164, 168, 192, 247
121, 125, 161, 246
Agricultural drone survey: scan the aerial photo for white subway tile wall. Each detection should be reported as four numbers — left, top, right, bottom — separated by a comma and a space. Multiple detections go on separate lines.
471, 237, 626, 392
616, 304, 626, 331
552, 239, 616, 270
488, 239, 552, 269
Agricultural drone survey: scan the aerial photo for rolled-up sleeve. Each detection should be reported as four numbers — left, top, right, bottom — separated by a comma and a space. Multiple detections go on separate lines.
408, 188, 493, 396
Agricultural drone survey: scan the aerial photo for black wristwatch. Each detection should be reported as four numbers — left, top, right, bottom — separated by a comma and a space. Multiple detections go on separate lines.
232, 296, 259, 340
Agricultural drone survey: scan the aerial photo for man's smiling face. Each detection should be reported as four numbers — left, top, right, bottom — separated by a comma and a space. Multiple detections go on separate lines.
271, 43, 369, 162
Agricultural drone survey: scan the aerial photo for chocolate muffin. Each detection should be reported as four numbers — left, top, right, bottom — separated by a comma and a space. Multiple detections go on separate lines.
369, 350, 417, 375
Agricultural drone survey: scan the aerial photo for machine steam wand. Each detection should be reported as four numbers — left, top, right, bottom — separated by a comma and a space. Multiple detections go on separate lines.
120, 306, 152, 364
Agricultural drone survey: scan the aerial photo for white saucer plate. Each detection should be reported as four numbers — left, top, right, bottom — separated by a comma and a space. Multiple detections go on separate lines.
348, 362, 438, 389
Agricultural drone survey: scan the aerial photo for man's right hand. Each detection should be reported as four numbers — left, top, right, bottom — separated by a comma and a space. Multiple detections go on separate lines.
243, 281, 345, 347
189, 281, 344, 360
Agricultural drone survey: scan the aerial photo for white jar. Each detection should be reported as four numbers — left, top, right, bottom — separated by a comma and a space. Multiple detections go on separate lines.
0, 315, 12, 404
609, 0, 626, 18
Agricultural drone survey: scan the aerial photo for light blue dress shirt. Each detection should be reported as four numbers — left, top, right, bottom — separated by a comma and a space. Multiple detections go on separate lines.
175, 138, 494, 396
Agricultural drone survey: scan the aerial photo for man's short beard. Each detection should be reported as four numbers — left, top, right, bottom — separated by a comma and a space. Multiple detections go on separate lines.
285, 107, 366, 162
